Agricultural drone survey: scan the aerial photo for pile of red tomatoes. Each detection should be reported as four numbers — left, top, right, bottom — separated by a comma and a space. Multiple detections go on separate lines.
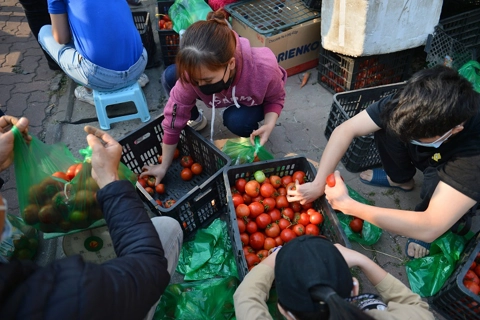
231, 170, 325, 269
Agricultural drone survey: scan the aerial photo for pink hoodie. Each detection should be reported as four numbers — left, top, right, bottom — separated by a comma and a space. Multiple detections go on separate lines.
161, 31, 287, 144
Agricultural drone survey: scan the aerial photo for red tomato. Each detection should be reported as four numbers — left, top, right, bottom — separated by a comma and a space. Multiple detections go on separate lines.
191, 163, 203, 175
173, 149, 180, 159
180, 155, 194, 168
145, 187, 154, 195
269, 175, 282, 188
262, 197, 276, 212
326, 173, 336, 187
180, 168, 193, 181
466, 270, 480, 285
256, 213, 272, 229
245, 253, 260, 268
309, 211, 324, 225
232, 194, 244, 208
274, 236, 284, 246
282, 207, 294, 221
474, 265, 480, 278
305, 223, 320, 236
242, 193, 252, 205
155, 199, 163, 206
137, 178, 148, 188
245, 180, 260, 197
74, 163, 83, 177
66, 164, 79, 180
257, 249, 269, 261
246, 220, 258, 234
264, 237, 276, 250
157, 155, 163, 164
292, 224, 305, 236
280, 228, 297, 243
290, 201, 302, 213
277, 187, 287, 196
298, 213, 310, 226
281, 175, 293, 188
248, 201, 265, 219
349, 218, 364, 233
243, 246, 254, 257
278, 218, 291, 230
286, 182, 296, 191
52, 171, 69, 181
302, 202, 313, 210
164, 199, 176, 208
240, 233, 249, 246
464, 280, 480, 295
147, 176, 156, 187
276, 195, 289, 209
236, 204, 250, 219
237, 219, 246, 233
250, 232, 265, 250
471, 261, 477, 270
260, 183, 275, 198
155, 184, 165, 194
252, 195, 264, 203
268, 208, 281, 222
235, 178, 247, 194
265, 223, 280, 238
292, 171, 307, 184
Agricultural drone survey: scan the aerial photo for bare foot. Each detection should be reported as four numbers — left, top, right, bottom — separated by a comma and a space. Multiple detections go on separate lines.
407, 241, 430, 259
359, 170, 414, 191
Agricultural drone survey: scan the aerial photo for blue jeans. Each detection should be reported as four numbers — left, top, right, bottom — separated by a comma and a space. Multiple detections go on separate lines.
161, 64, 265, 136
38, 25, 147, 91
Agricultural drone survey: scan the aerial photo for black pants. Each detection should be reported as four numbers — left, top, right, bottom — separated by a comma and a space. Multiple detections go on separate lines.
18, 0, 60, 70
375, 129, 476, 235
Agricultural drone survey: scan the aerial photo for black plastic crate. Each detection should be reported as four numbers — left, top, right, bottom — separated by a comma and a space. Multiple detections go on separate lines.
132, 11, 158, 69
223, 156, 351, 281
118, 115, 231, 241
157, 1, 180, 66
225, 0, 319, 36
324, 82, 406, 173
317, 47, 414, 94
441, 0, 480, 19
430, 233, 480, 319
302, 0, 321, 10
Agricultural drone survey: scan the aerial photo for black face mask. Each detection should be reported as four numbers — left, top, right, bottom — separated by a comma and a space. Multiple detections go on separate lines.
198, 65, 233, 95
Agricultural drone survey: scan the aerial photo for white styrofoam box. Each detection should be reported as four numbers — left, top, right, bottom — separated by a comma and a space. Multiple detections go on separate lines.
321, 0, 443, 57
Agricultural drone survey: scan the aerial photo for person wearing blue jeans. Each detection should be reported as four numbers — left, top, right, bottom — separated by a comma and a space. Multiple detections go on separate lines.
38, 0, 150, 106
161, 64, 265, 136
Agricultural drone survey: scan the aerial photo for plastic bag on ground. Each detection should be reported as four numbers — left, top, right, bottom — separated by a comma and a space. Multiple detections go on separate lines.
458, 60, 480, 93
176, 218, 238, 281
222, 137, 274, 165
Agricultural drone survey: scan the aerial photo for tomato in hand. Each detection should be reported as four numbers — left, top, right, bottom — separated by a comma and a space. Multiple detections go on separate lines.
191, 163, 203, 175
292, 171, 307, 185
349, 218, 364, 233
147, 176, 156, 188
180, 168, 193, 181
157, 155, 163, 163
245, 180, 260, 197
180, 155, 194, 168
250, 232, 265, 250
280, 228, 297, 243
235, 178, 247, 194
305, 223, 320, 236
256, 213, 272, 229
326, 173, 336, 187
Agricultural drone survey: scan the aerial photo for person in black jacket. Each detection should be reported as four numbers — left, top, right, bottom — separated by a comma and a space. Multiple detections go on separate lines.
0, 116, 183, 320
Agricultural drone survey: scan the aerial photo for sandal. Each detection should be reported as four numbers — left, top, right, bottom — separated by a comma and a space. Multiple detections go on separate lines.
405, 238, 431, 259
359, 168, 413, 192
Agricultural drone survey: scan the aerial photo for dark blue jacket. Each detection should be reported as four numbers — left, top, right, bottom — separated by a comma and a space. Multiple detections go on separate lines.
0, 180, 170, 319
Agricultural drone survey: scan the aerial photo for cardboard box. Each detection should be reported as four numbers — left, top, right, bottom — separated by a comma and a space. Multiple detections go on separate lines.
231, 17, 321, 76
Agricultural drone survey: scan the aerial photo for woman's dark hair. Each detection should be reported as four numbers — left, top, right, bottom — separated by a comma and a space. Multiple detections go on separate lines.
380, 65, 480, 142
176, 9, 236, 85
278, 287, 375, 320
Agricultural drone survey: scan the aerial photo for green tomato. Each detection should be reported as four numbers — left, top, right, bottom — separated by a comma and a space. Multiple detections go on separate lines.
254, 170, 266, 183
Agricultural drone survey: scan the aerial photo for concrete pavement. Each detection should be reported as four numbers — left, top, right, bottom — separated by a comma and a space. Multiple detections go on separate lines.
2, 0, 476, 318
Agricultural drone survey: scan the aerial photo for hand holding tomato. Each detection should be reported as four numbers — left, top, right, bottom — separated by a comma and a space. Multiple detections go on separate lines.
324, 171, 352, 214
140, 164, 168, 185
84, 125, 121, 188
286, 180, 323, 205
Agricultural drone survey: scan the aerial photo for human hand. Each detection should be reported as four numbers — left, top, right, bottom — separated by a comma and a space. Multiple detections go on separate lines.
0, 116, 30, 171
260, 246, 281, 269
84, 126, 121, 189
324, 171, 352, 213
287, 180, 323, 205
140, 164, 168, 185
250, 123, 274, 147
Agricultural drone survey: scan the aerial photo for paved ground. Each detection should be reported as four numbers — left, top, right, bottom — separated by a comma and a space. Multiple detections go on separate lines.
1, 0, 477, 318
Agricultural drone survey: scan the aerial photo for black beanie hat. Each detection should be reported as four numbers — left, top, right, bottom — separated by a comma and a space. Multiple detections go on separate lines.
274, 235, 353, 313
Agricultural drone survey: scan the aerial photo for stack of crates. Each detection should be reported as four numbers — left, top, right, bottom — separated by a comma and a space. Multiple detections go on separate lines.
156, 1, 180, 66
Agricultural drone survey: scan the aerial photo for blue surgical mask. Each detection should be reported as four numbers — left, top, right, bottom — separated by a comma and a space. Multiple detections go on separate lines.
0, 198, 12, 242
410, 129, 454, 148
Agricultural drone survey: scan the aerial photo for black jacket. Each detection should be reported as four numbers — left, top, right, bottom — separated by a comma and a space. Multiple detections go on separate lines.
0, 180, 170, 319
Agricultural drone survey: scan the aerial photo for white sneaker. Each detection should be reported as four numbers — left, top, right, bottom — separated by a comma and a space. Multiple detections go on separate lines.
74, 86, 94, 105
187, 109, 207, 131
137, 73, 149, 87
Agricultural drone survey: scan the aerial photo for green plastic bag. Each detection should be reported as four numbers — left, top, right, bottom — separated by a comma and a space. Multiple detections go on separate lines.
222, 137, 274, 165
0, 214, 39, 262
169, 0, 212, 33
154, 276, 238, 320
12, 128, 136, 234
336, 185, 383, 245
458, 60, 480, 93
176, 219, 238, 281
406, 231, 470, 297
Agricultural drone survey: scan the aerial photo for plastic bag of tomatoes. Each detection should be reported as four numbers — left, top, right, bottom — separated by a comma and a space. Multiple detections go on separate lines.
12, 130, 136, 234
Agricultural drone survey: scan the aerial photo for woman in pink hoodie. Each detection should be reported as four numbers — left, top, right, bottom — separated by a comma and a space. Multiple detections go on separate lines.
142, 9, 287, 184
